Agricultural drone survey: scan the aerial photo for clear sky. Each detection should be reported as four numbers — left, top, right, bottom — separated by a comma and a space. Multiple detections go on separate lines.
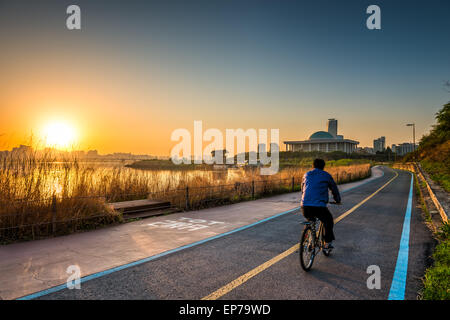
1, 0, 449, 155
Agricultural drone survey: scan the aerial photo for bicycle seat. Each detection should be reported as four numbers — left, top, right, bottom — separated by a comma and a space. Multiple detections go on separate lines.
300, 217, 317, 225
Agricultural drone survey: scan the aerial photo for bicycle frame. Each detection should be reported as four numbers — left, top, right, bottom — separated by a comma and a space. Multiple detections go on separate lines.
300, 203, 339, 270
307, 219, 324, 253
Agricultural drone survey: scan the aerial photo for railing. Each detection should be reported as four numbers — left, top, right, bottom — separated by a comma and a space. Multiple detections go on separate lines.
393, 162, 448, 223
392, 162, 415, 172
414, 163, 448, 223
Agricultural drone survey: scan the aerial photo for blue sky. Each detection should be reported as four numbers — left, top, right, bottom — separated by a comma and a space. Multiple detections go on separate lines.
1, 0, 449, 153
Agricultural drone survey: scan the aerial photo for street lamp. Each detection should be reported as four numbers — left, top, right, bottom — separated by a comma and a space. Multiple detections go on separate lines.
406, 123, 415, 161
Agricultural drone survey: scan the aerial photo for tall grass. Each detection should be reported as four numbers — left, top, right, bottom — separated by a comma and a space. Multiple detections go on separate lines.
421, 159, 450, 193
422, 223, 450, 300
162, 163, 371, 210
0, 152, 123, 243
0, 150, 370, 243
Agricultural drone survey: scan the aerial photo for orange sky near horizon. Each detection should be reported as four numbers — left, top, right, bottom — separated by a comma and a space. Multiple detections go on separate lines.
0, 50, 440, 156
0, 55, 440, 156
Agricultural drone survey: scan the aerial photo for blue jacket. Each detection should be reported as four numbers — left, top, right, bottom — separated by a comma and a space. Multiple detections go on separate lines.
301, 168, 341, 207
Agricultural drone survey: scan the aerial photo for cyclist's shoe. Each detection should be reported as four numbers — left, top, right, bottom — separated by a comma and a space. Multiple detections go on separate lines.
323, 242, 334, 250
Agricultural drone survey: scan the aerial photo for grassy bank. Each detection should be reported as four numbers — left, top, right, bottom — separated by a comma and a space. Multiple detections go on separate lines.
125, 159, 209, 170
422, 223, 450, 300
280, 157, 371, 168
421, 159, 450, 193
404, 102, 450, 192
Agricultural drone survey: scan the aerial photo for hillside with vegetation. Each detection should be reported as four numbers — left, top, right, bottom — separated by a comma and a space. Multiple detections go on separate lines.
405, 102, 450, 192
403, 101, 449, 300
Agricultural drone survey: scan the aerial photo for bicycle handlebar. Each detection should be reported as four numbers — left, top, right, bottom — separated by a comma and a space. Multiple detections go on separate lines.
328, 201, 342, 205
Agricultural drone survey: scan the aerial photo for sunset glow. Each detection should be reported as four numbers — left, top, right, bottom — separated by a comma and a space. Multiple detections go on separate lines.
41, 121, 77, 149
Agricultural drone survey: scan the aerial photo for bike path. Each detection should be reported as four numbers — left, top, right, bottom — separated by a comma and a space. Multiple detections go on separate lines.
34, 167, 433, 300
220, 169, 433, 300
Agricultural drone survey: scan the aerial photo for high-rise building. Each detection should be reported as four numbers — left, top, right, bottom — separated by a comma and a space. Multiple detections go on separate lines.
373, 137, 386, 153
327, 118, 337, 138
392, 143, 417, 156
258, 143, 266, 153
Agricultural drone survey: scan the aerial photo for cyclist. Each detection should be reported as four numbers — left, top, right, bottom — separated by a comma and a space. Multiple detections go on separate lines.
301, 158, 341, 250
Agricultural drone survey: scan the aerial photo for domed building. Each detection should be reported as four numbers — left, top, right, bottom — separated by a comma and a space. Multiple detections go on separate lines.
309, 131, 334, 140
284, 119, 359, 153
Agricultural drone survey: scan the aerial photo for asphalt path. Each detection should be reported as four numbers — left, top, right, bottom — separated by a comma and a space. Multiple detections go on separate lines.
37, 167, 433, 300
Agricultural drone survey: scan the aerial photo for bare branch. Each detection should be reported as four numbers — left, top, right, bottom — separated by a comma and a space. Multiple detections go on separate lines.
444, 80, 450, 93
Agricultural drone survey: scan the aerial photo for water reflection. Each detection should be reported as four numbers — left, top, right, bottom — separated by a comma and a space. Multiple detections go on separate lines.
6, 161, 260, 200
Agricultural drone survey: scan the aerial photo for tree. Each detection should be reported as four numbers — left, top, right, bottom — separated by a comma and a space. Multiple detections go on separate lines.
420, 102, 450, 149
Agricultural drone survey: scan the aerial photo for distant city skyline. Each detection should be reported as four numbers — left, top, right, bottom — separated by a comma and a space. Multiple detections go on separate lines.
0, 136, 421, 158
1, 0, 449, 155
0, 144, 159, 159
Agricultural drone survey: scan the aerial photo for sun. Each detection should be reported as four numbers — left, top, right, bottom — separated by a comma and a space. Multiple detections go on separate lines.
42, 121, 77, 149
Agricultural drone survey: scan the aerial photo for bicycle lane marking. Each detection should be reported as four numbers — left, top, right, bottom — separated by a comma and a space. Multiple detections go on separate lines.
202, 171, 399, 300
388, 172, 413, 300
16, 166, 389, 300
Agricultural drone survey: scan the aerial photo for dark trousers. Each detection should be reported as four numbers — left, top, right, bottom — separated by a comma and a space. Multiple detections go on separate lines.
301, 206, 335, 243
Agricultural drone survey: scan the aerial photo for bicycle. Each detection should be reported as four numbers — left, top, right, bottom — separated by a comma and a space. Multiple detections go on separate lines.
299, 202, 340, 271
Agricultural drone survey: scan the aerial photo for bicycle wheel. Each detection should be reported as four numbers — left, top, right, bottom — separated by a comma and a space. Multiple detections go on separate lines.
299, 227, 315, 271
